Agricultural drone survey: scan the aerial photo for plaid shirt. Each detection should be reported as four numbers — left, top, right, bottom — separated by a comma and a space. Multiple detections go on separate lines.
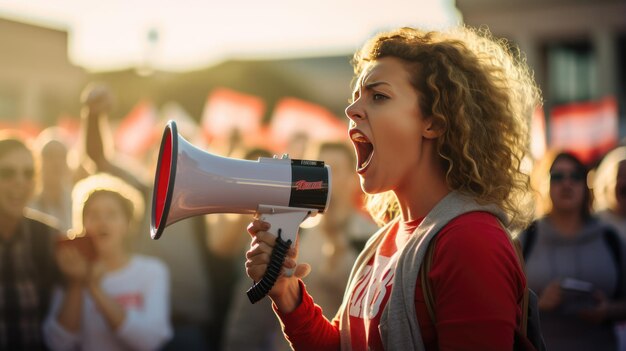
0, 213, 59, 351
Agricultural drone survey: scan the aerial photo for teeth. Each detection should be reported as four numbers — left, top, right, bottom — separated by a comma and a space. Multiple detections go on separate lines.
351, 131, 369, 143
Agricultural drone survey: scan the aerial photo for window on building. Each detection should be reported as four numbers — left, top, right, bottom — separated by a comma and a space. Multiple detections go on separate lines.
546, 41, 596, 105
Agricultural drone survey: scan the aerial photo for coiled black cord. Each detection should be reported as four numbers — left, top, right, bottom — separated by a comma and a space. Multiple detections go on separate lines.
247, 229, 292, 304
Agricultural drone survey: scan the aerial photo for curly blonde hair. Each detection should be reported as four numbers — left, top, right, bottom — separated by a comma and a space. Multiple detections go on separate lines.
352, 26, 541, 230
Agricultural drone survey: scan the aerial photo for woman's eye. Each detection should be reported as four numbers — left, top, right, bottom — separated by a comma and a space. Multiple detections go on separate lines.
373, 93, 387, 101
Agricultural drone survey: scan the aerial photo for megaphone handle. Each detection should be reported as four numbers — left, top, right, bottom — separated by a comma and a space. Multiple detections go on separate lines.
246, 230, 291, 304
246, 209, 311, 304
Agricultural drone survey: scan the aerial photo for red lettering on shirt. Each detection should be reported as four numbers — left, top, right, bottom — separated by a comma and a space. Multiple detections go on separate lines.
114, 293, 143, 309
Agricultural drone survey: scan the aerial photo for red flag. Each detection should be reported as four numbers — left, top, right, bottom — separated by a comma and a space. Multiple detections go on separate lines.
17, 119, 42, 140
0, 119, 41, 142
115, 100, 158, 157
268, 98, 347, 153
201, 88, 265, 148
550, 96, 618, 164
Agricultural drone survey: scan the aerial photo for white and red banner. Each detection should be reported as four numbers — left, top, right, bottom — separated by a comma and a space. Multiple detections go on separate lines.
201, 88, 266, 148
267, 97, 347, 153
549, 96, 618, 164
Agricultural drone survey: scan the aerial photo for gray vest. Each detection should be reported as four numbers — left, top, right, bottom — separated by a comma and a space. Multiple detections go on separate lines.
337, 191, 509, 350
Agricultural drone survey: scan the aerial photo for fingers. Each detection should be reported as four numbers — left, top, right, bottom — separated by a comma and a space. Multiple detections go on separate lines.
245, 234, 299, 283
247, 219, 270, 236
56, 246, 90, 282
245, 242, 296, 278
294, 263, 311, 279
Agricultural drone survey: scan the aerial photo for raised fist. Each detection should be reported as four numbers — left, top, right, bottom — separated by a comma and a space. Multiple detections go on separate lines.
81, 83, 114, 115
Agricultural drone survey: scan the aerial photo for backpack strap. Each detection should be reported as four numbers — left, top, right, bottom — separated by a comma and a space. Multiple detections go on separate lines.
420, 223, 530, 338
521, 221, 537, 260
510, 236, 529, 337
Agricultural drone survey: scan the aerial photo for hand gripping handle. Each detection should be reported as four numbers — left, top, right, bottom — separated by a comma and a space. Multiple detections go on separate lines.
246, 206, 315, 303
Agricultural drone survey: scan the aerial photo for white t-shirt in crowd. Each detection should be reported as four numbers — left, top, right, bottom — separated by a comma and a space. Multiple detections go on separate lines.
43, 255, 172, 351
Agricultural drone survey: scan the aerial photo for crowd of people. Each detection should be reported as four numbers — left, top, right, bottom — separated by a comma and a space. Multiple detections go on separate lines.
0, 24, 625, 351
0, 77, 377, 351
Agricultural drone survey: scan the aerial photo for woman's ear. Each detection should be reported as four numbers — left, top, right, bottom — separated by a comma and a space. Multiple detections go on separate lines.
422, 116, 444, 139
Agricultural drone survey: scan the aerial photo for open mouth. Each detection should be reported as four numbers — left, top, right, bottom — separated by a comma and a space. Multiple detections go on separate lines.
350, 129, 374, 173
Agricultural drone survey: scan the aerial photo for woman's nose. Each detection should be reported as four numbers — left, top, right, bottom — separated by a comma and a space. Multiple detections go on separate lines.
345, 99, 365, 122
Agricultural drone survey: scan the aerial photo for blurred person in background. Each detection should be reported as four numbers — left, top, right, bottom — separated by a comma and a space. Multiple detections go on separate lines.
519, 151, 626, 350
246, 26, 540, 350
43, 173, 172, 351
593, 146, 626, 239
592, 145, 626, 350
30, 127, 74, 233
76, 83, 150, 193
0, 133, 61, 350
77, 83, 219, 350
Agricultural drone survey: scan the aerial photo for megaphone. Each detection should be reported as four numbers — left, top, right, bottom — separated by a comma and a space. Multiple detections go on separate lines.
151, 121, 331, 302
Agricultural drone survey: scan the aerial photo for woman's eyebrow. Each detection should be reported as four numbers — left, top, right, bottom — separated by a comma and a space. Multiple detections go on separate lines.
351, 80, 391, 100
363, 81, 391, 90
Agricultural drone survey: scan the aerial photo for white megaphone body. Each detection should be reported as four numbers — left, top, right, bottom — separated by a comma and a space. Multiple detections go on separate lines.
151, 121, 331, 302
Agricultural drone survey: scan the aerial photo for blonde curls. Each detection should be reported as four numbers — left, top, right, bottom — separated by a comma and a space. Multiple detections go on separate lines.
354, 26, 541, 230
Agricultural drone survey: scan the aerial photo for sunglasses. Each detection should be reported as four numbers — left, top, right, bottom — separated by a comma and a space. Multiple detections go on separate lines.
550, 171, 585, 183
0, 167, 35, 181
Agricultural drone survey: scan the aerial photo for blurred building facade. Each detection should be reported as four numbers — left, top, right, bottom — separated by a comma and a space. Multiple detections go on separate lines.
0, 14, 354, 131
457, 0, 626, 138
4, 1, 625, 146
0, 17, 86, 125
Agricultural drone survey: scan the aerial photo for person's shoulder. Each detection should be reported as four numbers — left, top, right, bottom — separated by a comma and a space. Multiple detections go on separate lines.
431, 212, 522, 281
443, 211, 504, 237
23, 207, 62, 235
436, 211, 511, 256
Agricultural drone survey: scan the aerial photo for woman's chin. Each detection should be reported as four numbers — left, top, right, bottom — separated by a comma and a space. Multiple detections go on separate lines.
360, 180, 385, 195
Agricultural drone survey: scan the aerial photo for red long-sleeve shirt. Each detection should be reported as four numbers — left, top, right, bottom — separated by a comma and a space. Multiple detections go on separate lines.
276, 212, 525, 350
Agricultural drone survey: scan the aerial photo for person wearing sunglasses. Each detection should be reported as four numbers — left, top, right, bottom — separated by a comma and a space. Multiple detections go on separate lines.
519, 151, 626, 351
0, 133, 61, 350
